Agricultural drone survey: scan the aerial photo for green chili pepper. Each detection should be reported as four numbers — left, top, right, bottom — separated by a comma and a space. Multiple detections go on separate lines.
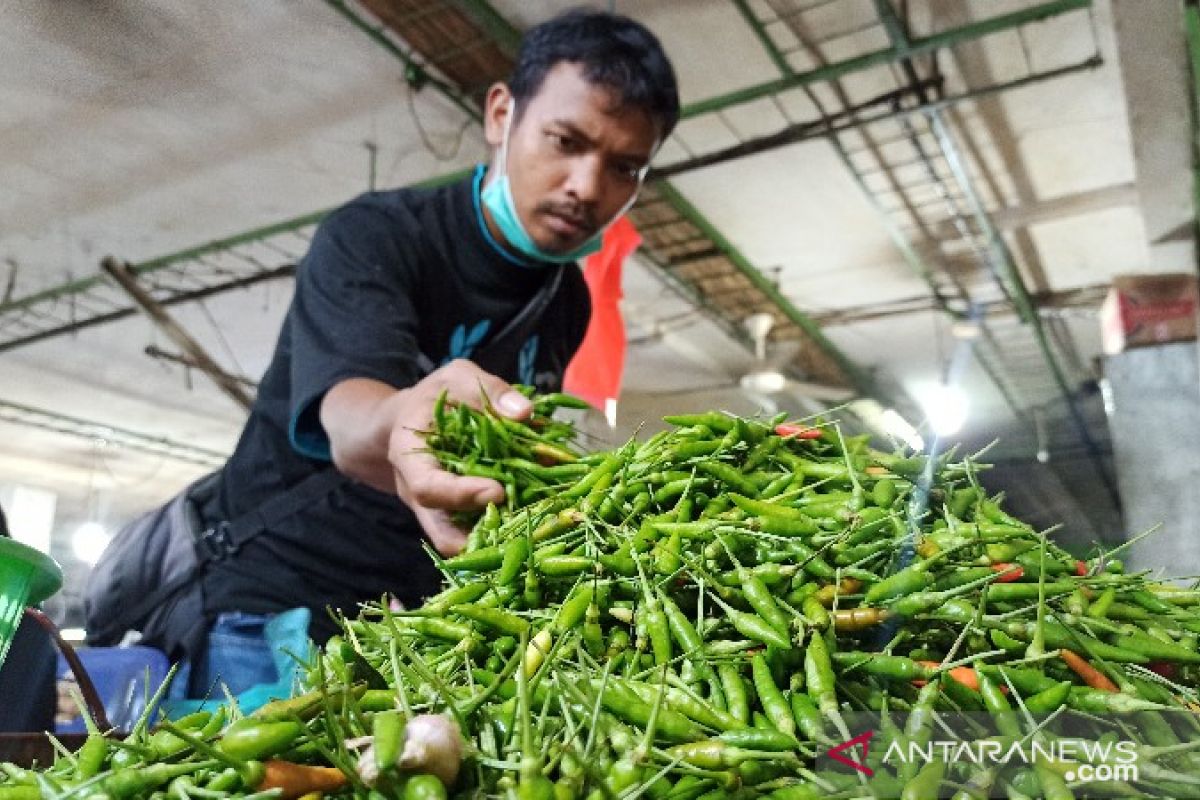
76, 733, 109, 780
537, 555, 593, 577
218, 719, 304, 762
405, 773, 449, 800
664, 412, 736, 433
976, 668, 1021, 738
99, 762, 209, 799
654, 530, 684, 576
643, 595, 673, 668
895, 678, 940, 784
663, 740, 776, 770
1032, 760, 1074, 800
697, 461, 760, 497
804, 634, 838, 719
372, 709, 405, 772
1023, 680, 1072, 715
831, 651, 933, 682
710, 595, 793, 650
901, 759, 945, 800
787, 692, 827, 744
452, 604, 530, 637
872, 478, 897, 508
659, 590, 713, 681
442, 545, 505, 572
715, 663, 750, 725
716, 727, 797, 751
407, 617, 472, 642
594, 682, 702, 742
735, 570, 792, 643
750, 653, 795, 738
0, 788, 40, 800
498, 536, 530, 586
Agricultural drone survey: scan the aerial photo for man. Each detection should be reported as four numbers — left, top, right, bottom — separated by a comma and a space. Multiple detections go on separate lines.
181, 9, 679, 696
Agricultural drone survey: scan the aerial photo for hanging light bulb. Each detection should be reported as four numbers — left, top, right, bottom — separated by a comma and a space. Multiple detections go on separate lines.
920, 383, 969, 437
72, 521, 111, 566
1034, 406, 1050, 463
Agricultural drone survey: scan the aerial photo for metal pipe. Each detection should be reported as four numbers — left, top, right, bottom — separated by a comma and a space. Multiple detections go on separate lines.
0, 399, 227, 467
0, 169, 469, 318
449, 0, 522, 58
681, 0, 1092, 118
0, 264, 295, 354
323, 0, 482, 123
655, 181, 880, 400
1187, 2, 1200, 250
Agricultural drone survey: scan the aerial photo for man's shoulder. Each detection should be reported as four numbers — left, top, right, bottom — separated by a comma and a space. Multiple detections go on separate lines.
327, 182, 439, 225
320, 176, 467, 242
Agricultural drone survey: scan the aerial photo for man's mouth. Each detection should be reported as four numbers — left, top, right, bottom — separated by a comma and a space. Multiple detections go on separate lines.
542, 211, 591, 239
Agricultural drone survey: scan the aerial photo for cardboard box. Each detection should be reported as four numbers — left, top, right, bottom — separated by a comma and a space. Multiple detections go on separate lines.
1099, 273, 1199, 355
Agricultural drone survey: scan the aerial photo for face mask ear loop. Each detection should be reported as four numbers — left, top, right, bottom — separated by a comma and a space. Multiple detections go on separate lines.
497, 99, 516, 180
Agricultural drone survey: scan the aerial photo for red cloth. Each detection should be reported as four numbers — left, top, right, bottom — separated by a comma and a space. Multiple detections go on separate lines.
563, 216, 642, 410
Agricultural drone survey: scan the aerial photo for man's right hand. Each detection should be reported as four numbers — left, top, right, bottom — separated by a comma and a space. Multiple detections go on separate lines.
321, 361, 532, 556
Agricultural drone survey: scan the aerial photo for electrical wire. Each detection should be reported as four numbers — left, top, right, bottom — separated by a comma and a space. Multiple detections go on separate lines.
405, 80, 474, 162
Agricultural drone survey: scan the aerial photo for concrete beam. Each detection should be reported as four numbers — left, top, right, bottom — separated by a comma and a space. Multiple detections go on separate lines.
1109, 0, 1196, 268
931, 183, 1138, 239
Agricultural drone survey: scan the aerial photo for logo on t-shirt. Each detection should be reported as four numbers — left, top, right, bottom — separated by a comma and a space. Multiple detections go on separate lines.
443, 319, 491, 364
519, 335, 539, 387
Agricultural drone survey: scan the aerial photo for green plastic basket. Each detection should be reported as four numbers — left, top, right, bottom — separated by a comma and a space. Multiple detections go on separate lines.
0, 537, 63, 668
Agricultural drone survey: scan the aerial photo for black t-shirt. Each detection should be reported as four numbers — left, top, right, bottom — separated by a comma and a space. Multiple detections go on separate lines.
200, 167, 590, 641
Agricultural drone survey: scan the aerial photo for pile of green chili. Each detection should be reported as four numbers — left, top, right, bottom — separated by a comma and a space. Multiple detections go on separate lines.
5, 398, 1200, 799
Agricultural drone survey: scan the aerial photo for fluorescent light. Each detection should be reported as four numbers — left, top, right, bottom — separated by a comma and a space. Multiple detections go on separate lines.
604, 398, 618, 429
72, 521, 111, 566
59, 627, 87, 643
950, 319, 982, 340
921, 383, 969, 437
880, 408, 925, 452
740, 369, 787, 394
849, 399, 924, 451
5, 485, 57, 554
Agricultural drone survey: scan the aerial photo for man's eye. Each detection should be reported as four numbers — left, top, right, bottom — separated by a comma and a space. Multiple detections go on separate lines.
614, 163, 643, 180
549, 133, 579, 152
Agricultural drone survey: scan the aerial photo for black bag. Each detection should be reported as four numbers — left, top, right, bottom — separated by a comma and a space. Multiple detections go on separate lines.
84, 469, 341, 661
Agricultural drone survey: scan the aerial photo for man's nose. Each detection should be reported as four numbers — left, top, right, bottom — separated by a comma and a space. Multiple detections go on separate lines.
564, 156, 604, 205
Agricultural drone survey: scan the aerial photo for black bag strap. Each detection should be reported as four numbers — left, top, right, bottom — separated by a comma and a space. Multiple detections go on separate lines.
415, 264, 564, 376
114, 468, 345, 637
193, 468, 345, 561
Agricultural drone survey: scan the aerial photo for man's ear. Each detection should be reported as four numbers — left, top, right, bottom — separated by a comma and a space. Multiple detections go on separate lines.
483, 83, 513, 149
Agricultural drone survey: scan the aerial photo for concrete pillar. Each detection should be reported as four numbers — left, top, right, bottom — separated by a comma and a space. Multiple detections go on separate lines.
1104, 342, 1200, 575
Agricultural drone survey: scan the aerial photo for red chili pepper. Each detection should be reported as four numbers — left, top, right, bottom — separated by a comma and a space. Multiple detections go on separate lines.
1075, 560, 1089, 577
775, 423, 822, 439
990, 563, 1023, 583
1147, 661, 1178, 680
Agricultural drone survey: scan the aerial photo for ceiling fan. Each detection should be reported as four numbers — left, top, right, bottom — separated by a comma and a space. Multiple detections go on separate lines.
736, 312, 853, 405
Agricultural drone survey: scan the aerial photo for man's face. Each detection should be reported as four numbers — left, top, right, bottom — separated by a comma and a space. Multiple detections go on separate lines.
483, 62, 661, 254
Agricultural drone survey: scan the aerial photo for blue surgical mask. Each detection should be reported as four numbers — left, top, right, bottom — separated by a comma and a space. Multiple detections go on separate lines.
480, 100, 649, 265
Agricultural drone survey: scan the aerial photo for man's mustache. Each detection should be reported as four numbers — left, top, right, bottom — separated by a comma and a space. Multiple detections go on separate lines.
534, 201, 598, 231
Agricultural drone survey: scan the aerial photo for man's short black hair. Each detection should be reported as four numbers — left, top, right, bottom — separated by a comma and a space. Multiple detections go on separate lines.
509, 8, 680, 140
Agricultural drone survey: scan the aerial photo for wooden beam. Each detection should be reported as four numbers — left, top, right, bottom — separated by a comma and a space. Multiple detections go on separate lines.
101, 257, 255, 412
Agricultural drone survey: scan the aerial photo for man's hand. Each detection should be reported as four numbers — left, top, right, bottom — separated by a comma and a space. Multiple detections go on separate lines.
386, 360, 531, 555
322, 361, 532, 556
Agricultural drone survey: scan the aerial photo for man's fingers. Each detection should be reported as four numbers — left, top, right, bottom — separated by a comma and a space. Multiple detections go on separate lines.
423, 360, 532, 420
414, 506, 469, 557
393, 445, 505, 510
